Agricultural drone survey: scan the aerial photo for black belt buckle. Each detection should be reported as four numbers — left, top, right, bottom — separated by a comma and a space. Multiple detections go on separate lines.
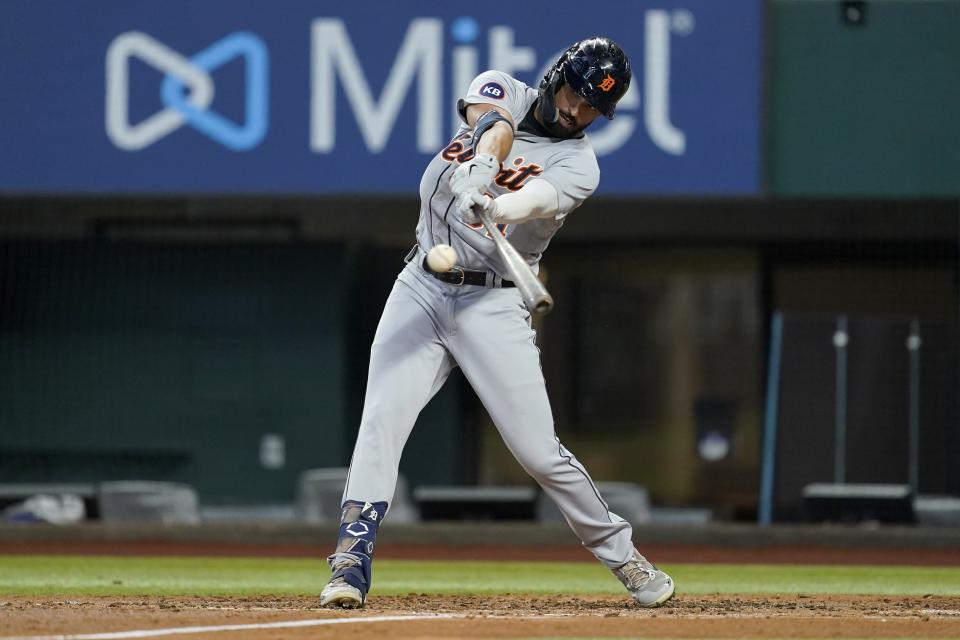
423, 255, 468, 286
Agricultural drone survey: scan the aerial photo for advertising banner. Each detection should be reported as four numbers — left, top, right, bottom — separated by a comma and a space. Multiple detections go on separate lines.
0, 1, 761, 194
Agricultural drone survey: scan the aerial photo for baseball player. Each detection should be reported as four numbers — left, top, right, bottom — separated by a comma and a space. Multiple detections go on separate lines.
320, 37, 675, 609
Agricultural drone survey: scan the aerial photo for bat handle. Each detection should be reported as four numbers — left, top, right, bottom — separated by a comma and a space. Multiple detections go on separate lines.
528, 291, 554, 315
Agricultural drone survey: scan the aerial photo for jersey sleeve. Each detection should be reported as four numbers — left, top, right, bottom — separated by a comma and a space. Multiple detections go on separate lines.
536, 145, 600, 219
457, 70, 531, 128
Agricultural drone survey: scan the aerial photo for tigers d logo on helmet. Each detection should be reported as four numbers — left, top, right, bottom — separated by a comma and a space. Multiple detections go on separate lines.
539, 36, 632, 122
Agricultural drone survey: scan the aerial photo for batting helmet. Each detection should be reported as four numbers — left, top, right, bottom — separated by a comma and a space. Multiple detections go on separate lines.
539, 37, 632, 124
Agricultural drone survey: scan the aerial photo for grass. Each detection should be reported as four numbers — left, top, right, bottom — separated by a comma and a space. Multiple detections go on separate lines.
0, 556, 958, 597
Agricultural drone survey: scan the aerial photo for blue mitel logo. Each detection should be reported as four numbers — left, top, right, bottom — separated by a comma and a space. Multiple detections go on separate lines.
106, 31, 269, 151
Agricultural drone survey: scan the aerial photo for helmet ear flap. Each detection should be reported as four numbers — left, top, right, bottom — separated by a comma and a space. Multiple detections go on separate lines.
538, 64, 563, 125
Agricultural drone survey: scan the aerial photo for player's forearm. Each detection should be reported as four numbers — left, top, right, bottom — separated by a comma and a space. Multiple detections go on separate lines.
475, 121, 514, 164
487, 179, 560, 224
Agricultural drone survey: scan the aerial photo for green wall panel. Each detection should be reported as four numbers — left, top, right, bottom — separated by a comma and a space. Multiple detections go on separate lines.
771, 0, 960, 196
0, 241, 347, 504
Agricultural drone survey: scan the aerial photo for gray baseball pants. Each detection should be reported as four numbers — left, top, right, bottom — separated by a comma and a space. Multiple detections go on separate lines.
342, 257, 635, 568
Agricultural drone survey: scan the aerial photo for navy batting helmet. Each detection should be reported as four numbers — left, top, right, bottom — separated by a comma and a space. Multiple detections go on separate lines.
539, 37, 632, 124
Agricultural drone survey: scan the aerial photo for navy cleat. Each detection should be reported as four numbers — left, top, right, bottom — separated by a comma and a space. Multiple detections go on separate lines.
320, 500, 386, 608
320, 556, 365, 608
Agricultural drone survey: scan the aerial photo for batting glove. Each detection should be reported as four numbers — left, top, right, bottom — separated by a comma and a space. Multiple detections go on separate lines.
450, 153, 500, 198
456, 189, 496, 225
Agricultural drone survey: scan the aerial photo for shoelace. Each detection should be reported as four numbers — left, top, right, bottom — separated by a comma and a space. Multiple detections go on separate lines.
618, 560, 657, 589
326, 558, 360, 588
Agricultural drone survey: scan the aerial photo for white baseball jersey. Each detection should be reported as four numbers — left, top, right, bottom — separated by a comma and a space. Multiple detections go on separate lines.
414, 70, 600, 275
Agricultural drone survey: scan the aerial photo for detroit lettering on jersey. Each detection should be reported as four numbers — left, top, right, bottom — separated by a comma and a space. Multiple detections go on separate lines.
441, 133, 544, 192
415, 70, 599, 276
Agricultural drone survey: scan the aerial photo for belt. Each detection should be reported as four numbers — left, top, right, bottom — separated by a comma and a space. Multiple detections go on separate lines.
421, 256, 514, 288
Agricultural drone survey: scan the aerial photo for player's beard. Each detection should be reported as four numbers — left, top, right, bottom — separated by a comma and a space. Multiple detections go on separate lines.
544, 109, 589, 138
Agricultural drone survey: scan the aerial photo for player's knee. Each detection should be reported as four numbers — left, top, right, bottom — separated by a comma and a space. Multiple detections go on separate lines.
520, 455, 561, 482
357, 413, 400, 445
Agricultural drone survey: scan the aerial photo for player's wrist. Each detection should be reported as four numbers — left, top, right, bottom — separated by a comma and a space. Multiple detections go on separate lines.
472, 153, 500, 171
450, 154, 501, 199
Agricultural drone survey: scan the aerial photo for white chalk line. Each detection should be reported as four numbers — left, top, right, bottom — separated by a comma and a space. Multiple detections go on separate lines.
0, 613, 467, 640
5, 609, 952, 639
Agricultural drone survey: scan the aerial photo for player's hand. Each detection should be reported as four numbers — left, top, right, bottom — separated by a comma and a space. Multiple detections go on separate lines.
456, 189, 495, 225
450, 153, 500, 198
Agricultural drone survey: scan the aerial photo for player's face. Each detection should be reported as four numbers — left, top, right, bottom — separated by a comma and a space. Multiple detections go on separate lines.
550, 84, 601, 137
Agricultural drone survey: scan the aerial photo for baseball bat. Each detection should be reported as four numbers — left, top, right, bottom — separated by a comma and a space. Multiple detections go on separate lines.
476, 209, 554, 315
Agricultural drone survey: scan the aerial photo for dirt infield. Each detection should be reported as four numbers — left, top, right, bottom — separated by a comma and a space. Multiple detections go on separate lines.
2, 594, 960, 639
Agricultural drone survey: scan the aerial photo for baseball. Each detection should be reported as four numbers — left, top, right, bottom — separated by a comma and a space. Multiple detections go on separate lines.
427, 244, 458, 272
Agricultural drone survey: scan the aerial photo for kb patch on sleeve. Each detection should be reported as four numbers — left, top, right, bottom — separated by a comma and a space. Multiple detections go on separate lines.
478, 81, 506, 100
